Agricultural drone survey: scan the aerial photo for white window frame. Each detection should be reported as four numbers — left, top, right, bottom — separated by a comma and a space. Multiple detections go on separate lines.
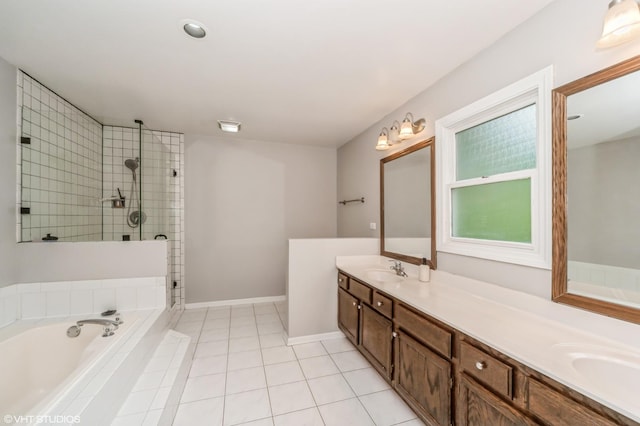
435, 66, 552, 269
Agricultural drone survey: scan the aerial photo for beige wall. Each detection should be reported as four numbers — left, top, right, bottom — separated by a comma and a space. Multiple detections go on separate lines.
337, 0, 640, 299
0, 56, 17, 288
185, 135, 337, 304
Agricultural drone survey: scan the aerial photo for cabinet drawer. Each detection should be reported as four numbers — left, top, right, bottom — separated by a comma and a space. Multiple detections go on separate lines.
337, 272, 349, 290
349, 279, 372, 304
460, 342, 513, 399
528, 378, 613, 426
395, 304, 451, 359
372, 291, 393, 318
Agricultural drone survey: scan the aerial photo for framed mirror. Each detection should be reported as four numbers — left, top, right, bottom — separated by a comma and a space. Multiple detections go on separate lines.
380, 138, 436, 267
552, 55, 640, 324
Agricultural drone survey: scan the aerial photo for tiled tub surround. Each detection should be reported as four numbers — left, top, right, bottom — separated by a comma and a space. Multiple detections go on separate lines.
0, 308, 169, 425
337, 255, 640, 423
569, 260, 640, 307
0, 276, 166, 328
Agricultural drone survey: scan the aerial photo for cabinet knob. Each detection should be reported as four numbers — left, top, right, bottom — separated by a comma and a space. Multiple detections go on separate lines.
338, 278, 343, 282
377, 301, 383, 307
352, 301, 356, 306
475, 361, 487, 371
357, 304, 361, 310
392, 331, 398, 338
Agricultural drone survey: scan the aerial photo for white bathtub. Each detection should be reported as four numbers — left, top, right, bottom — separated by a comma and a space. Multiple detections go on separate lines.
0, 315, 137, 419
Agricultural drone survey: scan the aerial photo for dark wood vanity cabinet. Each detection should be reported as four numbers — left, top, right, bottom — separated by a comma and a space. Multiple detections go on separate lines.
336, 271, 639, 426
337, 287, 359, 345
395, 330, 452, 426
360, 303, 393, 379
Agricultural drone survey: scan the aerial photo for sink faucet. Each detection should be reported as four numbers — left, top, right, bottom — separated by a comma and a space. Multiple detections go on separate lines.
389, 260, 408, 277
67, 315, 123, 338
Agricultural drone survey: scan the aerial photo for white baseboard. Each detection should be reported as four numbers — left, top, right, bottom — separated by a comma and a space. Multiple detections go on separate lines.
185, 295, 286, 310
286, 330, 345, 346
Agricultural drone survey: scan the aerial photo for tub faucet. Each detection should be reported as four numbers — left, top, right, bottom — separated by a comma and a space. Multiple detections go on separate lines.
67, 315, 123, 338
389, 260, 408, 277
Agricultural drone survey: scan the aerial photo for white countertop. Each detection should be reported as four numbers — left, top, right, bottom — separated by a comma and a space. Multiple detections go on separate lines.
336, 255, 640, 423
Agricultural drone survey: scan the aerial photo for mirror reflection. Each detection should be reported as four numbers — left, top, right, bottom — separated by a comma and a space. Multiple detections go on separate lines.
381, 138, 435, 267
566, 70, 640, 309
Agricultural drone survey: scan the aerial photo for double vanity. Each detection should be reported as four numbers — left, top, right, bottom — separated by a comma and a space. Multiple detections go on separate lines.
336, 256, 640, 426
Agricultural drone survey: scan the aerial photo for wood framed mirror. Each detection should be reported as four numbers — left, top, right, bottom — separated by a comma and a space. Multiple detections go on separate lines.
552, 55, 640, 324
380, 138, 436, 267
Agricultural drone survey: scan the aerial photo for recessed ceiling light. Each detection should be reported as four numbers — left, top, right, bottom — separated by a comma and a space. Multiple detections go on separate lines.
567, 114, 584, 121
217, 120, 242, 133
180, 19, 207, 39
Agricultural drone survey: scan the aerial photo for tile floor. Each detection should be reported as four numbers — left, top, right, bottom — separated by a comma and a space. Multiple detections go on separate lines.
170, 302, 424, 426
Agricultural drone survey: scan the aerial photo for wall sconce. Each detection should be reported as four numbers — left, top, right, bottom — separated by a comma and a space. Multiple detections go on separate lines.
597, 0, 640, 49
399, 112, 426, 140
376, 127, 390, 151
374, 113, 426, 150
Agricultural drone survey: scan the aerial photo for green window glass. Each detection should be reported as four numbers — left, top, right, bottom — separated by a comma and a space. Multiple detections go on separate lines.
455, 104, 536, 180
451, 179, 531, 243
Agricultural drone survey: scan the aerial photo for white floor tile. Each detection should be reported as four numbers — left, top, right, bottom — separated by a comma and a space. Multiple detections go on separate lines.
206, 307, 231, 320
230, 325, 259, 338
254, 303, 278, 315
189, 354, 228, 377
343, 367, 391, 396
117, 389, 157, 416
174, 321, 202, 334
195, 341, 229, 358
231, 316, 257, 326
180, 309, 207, 322
223, 388, 272, 426
259, 333, 286, 348
273, 407, 324, 426
307, 374, 355, 405
321, 337, 356, 354
257, 322, 284, 335
317, 398, 374, 426
226, 366, 267, 394
236, 418, 274, 426
293, 342, 327, 359
203, 317, 231, 329
299, 355, 339, 379
255, 313, 281, 323
359, 389, 417, 426
180, 373, 226, 403
173, 397, 224, 426
394, 419, 426, 426
229, 336, 261, 353
264, 361, 305, 386
230, 306, 255, 318
268, 381, 316, 416
261, 346, 296, 365
150, 387, 171, 410
200, 327, 230, 342
330, 350, 370, 372
227, 349, 264, 371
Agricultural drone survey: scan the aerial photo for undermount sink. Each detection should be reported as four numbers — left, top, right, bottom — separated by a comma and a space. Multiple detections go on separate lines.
553, 343, 640, 405
365, 269, 403, 283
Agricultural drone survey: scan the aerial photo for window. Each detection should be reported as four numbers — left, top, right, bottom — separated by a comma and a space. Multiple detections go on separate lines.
435, 67, 552, 269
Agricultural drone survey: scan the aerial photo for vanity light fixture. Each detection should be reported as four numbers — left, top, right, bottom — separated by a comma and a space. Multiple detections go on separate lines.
217, 120, 242, 133
597, 0, 640, 48
388, 120, 401, 144
398, 112, 426, 140
376, 127, 390, 150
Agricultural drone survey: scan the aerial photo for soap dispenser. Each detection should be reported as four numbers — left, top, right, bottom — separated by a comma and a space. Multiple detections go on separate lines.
419, 257, 430, 282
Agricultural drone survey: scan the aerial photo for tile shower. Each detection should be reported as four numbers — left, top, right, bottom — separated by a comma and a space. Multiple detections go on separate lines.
15, 72, 185, 308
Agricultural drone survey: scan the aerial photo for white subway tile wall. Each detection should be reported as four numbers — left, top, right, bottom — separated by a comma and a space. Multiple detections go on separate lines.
17, 73, 103, 242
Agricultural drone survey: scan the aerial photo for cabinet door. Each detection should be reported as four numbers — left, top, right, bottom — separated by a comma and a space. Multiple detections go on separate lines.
457, 375, 537, 426
338, 287, 359, 345
360, 304, 393, 380
394, 331, 452, 426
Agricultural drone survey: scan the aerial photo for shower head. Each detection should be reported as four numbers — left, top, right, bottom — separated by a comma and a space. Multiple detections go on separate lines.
124, 158, 139, 171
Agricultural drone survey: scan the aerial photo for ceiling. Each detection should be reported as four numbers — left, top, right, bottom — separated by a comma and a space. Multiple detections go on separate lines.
0, 0, 556, 147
